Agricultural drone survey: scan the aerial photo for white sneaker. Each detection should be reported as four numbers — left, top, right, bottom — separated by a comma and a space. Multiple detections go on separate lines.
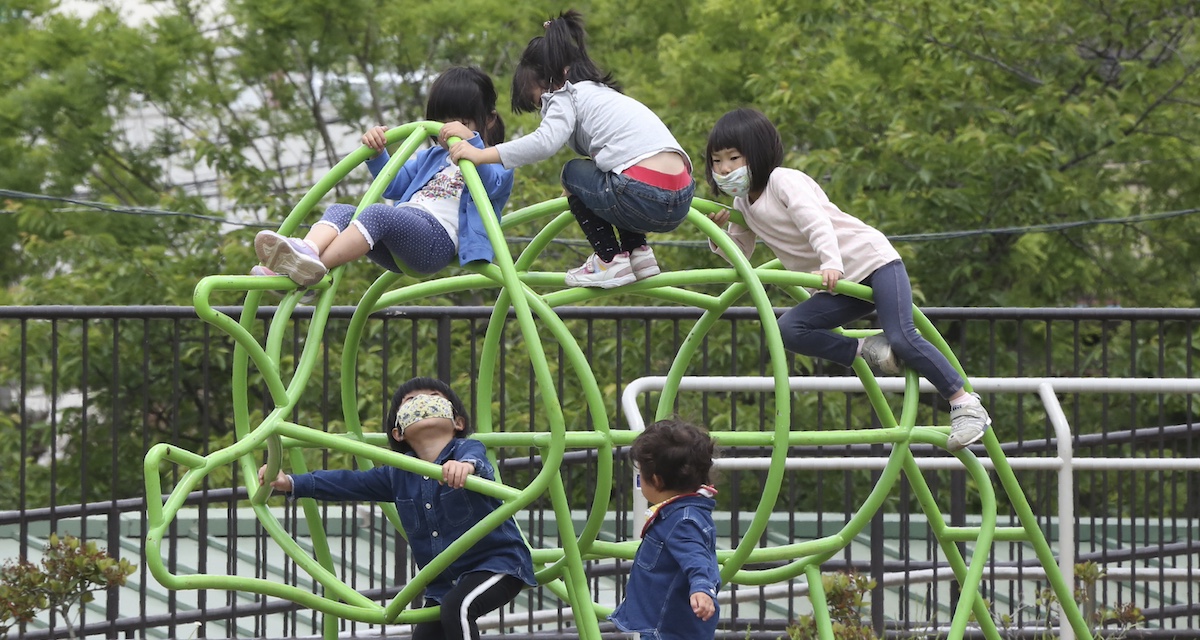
629, 245, 661, 279
255, 230, 327, 286
564, 253, 637, 289
860, 334, 902, 375
947, 392, 991, 452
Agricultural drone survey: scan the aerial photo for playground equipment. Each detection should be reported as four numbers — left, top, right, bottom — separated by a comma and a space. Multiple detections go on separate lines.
143, 121, 1098, 640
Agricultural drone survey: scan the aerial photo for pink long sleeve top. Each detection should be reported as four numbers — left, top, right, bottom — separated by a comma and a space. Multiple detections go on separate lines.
709, 167, 901, 284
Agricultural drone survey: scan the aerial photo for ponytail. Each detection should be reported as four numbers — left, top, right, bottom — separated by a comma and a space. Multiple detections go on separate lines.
512, 9, 620, 113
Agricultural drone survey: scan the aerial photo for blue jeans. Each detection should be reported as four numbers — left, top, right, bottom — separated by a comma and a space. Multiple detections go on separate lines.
560, 159, 694, 234
777, 260, 965, 398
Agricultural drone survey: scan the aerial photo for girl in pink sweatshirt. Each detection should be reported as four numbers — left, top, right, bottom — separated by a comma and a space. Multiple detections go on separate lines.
705, 108, 989, 452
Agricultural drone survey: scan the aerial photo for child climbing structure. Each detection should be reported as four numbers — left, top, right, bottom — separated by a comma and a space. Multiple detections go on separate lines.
144, 121, 1098, 640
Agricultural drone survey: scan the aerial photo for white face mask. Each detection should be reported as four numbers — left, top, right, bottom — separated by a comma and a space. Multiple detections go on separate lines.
713, 165, 752, 198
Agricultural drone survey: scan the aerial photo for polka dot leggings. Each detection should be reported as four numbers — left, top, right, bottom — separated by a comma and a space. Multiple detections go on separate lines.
318, 203, 456, 275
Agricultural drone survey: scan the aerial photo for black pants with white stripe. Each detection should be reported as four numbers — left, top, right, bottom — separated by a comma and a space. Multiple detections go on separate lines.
413, 572, 525, 640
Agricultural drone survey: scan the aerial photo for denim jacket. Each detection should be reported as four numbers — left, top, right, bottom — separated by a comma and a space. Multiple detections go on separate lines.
609, 494, 721, 639
289, 438, 536, 603
365, 134, 513, 266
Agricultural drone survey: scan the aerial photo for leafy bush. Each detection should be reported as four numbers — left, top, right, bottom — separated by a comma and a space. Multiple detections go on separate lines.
0, 534, 137, 640
784, 571, 878, 640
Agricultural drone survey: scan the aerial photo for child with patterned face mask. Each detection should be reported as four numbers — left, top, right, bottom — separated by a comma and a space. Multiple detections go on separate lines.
259, 377, 536, 640
704, 108, 991, 452
610, 419, 720, 640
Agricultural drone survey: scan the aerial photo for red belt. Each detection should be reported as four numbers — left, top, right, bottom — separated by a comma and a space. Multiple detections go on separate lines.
622, 165, 693, 191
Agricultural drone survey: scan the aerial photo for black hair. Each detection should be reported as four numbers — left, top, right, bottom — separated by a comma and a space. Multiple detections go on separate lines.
704, 108, 783, 196
385, 377, 471, 453
511, 9, 621, 114
425, 66, 506, 146
630, 419, 716, 493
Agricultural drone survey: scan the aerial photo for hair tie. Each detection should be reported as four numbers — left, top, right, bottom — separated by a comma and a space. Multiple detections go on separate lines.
543, 19, 552, 29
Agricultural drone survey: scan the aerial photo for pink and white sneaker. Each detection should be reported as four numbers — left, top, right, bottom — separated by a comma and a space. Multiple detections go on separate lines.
564, 253, 637, 289
254, 230, 327, 286
628, 245, 661, 280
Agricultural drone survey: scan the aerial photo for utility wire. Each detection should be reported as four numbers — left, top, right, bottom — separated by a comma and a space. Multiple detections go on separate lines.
1, 188, 1197, 246
888, 206, 1200, 241
0, 189, 257, 227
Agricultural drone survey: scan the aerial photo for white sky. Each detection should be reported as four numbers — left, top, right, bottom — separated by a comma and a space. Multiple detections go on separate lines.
58, 0, 176, 25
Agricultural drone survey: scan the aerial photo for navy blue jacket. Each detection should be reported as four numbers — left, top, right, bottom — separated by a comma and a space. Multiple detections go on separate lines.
289, 439, 536, 603
609, 494, 721, 639
364, 134, 513, 266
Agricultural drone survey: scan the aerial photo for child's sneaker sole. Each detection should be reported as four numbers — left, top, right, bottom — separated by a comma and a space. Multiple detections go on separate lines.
250, 266, 318, 304
255, 231, 327, 286
564, 271, 637, 289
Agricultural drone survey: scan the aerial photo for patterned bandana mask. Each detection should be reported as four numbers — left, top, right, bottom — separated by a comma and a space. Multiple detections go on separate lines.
394, 394, 455, 435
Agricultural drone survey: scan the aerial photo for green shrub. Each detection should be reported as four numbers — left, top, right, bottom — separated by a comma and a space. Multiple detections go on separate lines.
0, 534, 137, 640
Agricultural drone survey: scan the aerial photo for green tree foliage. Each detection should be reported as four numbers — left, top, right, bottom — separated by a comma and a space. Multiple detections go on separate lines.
636, 0, 1200, 307
0, 0, 197, 288
4, 0, 1197, 305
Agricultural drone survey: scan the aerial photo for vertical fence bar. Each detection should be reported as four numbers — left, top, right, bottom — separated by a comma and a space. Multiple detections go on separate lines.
18, 318, 29, 563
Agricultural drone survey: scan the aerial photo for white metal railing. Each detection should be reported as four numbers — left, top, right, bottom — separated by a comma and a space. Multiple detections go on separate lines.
620, 376, 1200, 640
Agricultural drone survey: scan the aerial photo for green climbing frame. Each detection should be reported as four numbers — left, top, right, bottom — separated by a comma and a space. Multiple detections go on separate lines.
143, 121, 1096, 640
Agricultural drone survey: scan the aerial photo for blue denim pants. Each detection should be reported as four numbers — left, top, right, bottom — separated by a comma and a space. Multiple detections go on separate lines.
559, 158, 694, 234
777, 260, 965, 398
318, 203, 455, 275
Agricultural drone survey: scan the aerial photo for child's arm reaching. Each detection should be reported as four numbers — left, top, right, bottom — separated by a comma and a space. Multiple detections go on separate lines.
470, 93, 577, 170
360, 125, 422, 199
258, 463, 395, 502
448, 139, 501, 167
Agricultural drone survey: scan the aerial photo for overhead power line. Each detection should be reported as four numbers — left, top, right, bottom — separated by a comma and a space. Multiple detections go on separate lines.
0, 189, 261, 227
1, 188, 1197, 247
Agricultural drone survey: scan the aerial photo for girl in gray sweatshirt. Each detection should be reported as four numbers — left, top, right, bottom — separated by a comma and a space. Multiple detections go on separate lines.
447, 10, 695, 290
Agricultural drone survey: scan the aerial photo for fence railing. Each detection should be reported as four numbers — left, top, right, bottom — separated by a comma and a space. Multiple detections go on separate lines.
1, 305, 1197, 639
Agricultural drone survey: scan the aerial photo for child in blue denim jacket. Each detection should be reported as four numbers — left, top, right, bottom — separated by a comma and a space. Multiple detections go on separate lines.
610, 419, 720, 639
259, 377, 536, 640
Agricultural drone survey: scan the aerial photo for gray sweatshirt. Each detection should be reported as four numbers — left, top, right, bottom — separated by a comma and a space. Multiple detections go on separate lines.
495, 81, 690, 174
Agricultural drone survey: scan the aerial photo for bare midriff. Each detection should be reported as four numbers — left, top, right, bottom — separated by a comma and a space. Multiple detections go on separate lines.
634, 151, 688, 175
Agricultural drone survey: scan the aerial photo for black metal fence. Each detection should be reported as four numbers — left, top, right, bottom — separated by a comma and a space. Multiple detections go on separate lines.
1, 305, 1198, 639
